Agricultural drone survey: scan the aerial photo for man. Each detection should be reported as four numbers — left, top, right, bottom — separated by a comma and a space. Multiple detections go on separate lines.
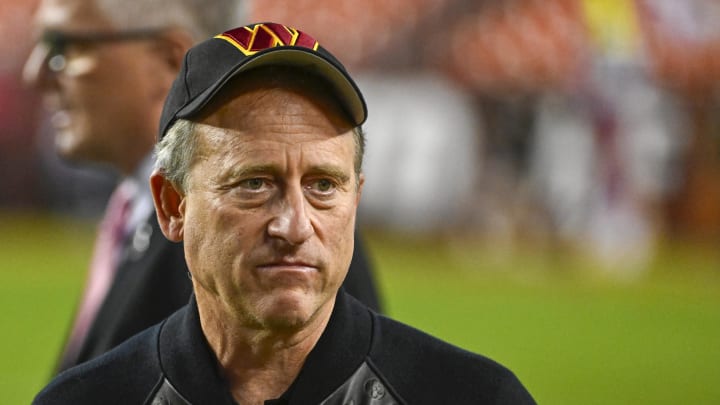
33, 23, 535, 404
23, 0, 381, 373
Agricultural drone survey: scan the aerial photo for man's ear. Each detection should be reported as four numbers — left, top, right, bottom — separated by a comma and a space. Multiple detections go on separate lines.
355, 173, 365, 207
154, 28, 194, 73
146, 28, 194, 101
150, 170, 185, 242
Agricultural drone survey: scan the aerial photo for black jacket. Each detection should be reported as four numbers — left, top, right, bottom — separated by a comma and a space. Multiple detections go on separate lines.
57, 213, 382, 372
35, 291, 535, 405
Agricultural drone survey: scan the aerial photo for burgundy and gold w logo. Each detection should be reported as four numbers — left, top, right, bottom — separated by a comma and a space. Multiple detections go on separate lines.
215, 23, 319, 56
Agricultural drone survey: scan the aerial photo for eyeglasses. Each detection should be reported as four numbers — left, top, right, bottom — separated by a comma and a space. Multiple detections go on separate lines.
40, 28, 165, 72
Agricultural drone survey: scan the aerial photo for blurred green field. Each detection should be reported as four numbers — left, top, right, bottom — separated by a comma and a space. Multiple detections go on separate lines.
2, 212, 720, 404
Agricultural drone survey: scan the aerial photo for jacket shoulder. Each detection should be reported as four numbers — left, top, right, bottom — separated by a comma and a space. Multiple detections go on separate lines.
369, 315, 536, 404
33, 324, 163, 405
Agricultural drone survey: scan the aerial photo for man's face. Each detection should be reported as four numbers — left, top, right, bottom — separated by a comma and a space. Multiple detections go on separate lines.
179, 84, 363, 331
23, 0, 164, 171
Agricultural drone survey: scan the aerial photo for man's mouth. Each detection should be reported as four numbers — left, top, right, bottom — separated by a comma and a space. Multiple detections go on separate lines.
50, 110, 71, 129
258, 260, 316, 271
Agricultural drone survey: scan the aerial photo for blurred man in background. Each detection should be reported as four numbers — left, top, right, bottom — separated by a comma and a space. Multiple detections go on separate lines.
23, 0, 381, 374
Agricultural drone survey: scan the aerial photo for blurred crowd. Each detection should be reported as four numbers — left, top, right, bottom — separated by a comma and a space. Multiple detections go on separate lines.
2, 0, 720, 272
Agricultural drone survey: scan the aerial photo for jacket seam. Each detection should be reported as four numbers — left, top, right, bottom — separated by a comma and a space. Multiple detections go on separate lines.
142, 374, 166, 405
366, 309, 407, 405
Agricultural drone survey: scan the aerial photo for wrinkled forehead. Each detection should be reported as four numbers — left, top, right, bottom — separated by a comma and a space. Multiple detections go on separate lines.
34, 0, 113, 31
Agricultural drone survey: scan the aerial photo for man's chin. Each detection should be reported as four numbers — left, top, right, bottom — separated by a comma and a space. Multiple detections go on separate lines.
256, 293, 327, 331
54, 140, 86, 163
53, 129, 98, 164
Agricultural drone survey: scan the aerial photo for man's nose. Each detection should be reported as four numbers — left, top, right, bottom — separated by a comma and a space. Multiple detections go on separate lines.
267, 187, 314, 246
22, 44, 55, 89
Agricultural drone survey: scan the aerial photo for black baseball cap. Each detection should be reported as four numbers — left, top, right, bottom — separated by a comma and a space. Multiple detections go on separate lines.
158, 22, 368, 139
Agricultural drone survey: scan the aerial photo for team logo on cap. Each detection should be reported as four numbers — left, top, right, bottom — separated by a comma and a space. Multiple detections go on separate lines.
215, 23, 319, 56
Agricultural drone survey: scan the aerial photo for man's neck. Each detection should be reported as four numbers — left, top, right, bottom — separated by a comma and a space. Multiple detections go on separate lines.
195, 290, 335, 405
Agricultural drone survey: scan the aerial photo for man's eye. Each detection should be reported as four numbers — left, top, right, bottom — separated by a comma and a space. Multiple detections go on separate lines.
314, 179, 335, 193
239, 178, 265, 190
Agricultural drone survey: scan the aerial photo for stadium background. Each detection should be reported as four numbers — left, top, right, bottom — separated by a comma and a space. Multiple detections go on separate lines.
2, 1, 720, 403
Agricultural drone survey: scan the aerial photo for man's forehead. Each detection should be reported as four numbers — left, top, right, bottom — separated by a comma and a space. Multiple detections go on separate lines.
191, 124, 356, 184
34, 0, 112, 31
194, 121, 353, 150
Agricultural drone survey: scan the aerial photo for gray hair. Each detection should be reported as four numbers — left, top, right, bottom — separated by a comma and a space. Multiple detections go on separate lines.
96, 0, 247, 41
156, 119, 366, 194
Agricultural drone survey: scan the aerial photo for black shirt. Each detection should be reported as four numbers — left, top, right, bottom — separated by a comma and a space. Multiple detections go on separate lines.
34, 291, 536, 404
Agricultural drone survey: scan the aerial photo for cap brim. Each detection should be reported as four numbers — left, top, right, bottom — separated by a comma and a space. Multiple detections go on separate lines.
174, 47, 367, 127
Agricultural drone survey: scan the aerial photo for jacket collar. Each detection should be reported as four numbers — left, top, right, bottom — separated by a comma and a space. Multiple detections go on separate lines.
158, 290, 373, 404
159, 296, 236, 404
